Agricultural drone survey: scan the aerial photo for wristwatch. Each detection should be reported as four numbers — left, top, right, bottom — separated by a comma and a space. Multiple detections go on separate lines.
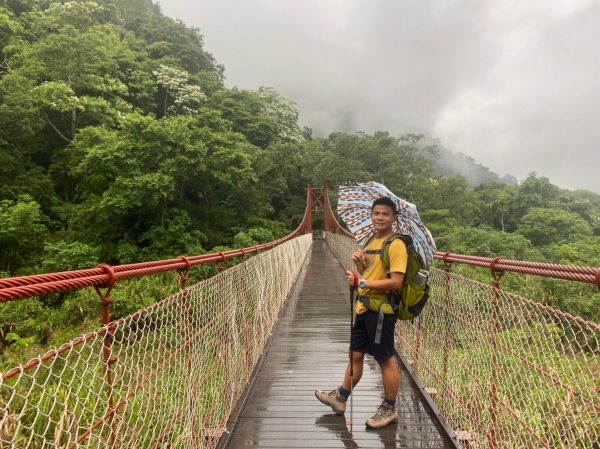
358, 279, 367, 289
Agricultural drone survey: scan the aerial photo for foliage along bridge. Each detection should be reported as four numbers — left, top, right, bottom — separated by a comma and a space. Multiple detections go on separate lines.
0, 186, 598, 449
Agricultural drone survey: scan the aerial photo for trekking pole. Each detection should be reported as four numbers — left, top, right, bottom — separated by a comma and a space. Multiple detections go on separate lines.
348, 284, 355, 431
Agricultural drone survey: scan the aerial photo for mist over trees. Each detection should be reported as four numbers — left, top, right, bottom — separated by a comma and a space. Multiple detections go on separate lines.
1, 0, 598, 351
423, 138, 519, 187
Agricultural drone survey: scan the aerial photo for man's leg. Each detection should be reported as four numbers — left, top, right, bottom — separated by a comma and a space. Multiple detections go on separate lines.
365, 313, 399, 429
341, 351, 365, 392
316, 312, 370, 415
364, 355, 399, 428
378, 355, 399, 401
315, 351, 365, 415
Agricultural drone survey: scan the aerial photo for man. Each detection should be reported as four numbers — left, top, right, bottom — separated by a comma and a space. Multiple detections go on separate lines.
315, 196, 407, 429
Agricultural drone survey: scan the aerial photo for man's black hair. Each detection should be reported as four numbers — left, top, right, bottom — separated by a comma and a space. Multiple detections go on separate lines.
371, 197, 398, 214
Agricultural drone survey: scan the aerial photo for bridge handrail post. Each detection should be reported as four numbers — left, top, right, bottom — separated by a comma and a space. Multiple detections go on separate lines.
176, 256, 191, 289
94, 264, 118, 449
488, 258, 505, 449
176, 255, 198, 445
217, 252, 226, 273
414, 315, 423, 377
442, 254, 453, 401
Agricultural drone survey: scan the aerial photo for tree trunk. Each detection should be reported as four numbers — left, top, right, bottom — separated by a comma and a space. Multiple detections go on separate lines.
71, 109, 77, 141
44, 114, 71, 143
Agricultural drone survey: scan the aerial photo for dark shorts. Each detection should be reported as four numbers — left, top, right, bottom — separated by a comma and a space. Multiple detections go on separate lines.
350, 310, 397, 362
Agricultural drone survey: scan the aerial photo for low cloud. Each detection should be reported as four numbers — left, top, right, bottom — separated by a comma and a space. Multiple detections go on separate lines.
159, 0, 600, 192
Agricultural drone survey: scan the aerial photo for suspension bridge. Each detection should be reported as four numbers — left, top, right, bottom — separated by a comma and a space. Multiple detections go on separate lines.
0, 186, 598, 449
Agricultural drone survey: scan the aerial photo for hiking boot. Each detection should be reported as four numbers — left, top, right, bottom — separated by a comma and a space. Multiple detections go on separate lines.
365, 401, 398, 429
315, 388, 347, 415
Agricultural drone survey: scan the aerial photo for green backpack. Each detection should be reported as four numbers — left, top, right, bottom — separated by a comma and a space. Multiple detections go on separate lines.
379, 234, 430, 320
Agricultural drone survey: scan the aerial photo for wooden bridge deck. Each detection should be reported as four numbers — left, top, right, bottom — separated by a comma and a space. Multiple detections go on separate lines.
221, 240, 458, 449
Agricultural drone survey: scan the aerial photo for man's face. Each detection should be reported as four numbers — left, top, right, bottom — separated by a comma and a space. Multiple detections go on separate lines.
371, 204, 395, 234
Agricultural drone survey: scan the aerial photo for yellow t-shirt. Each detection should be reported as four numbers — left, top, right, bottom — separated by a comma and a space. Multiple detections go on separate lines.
355, 236, 408, 314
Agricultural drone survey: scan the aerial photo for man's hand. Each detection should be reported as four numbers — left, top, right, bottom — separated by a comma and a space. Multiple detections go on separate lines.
351, 249, 366, 267
346, 271, 359, 288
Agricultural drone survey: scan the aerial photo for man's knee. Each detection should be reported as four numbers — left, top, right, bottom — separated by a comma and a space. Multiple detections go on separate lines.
349, 350, 365, 363
377, 355, 397, 370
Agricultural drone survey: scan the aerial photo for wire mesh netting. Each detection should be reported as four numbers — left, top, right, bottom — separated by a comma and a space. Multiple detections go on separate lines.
0, 234, 312, 449
326, 233, 600, 449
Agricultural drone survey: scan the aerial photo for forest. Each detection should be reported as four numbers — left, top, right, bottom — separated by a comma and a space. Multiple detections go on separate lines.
1, 0, 599, 366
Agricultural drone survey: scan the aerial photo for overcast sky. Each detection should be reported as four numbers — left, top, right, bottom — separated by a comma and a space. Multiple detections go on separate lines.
158, 0, 600, 193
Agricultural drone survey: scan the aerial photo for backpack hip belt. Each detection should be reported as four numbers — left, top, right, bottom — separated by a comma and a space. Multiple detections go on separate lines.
357, 294, 397, 314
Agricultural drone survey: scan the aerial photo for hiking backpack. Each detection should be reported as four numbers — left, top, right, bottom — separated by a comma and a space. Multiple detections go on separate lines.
379, 234, 430, 320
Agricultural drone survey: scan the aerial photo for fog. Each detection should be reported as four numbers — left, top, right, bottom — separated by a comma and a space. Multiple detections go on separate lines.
158, 0, 600, 193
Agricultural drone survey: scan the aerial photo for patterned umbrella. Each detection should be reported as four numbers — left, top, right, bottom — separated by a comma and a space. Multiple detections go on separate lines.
337, 181, 436, 268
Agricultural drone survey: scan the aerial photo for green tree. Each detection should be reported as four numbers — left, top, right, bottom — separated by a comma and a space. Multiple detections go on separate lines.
137, 209, 206, 261
556, 189, 600, 236
474, 182, 519, 232
422, 176, 478, 226
62, 109, 259, 259
41, 240, 100, 272
115, 0, 221, 75
3, 0, 48, 18
438, 226, 541, 261
210, 88, 279, 147
311, 151, 370, 187
515, 173, 560, 218
0, 4, 22, 49
0, 195, 47, 274
22, 0, 111, 37
516, 207, 593, 247
2, 24, 134, 143
418, 209, 457, 238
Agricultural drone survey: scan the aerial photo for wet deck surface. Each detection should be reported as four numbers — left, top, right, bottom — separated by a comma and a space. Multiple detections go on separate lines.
224, 241, 455, 449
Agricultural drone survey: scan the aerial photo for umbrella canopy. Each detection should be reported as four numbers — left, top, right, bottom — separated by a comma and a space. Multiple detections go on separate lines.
337, 181, 436, 267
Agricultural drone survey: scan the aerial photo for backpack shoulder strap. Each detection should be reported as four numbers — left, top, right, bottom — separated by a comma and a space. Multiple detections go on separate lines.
363, 233, 382, 255
362, 233, 377, 250
381, 234, 414, 277
380, 234, 400, 277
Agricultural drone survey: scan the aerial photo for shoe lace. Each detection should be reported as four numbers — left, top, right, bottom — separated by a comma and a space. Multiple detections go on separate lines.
372, 403, 392, 420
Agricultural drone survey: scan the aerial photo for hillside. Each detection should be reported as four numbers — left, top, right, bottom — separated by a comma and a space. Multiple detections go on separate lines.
420, 136, 517, 187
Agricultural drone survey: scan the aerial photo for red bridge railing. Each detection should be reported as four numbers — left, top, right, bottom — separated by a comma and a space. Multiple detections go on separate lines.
0, 187, 318, 449
326, 232, 599, 449
435, 251, 600, 286
0, 186, 316, 304
2, 185, 599, 449
324, 182, 599, 449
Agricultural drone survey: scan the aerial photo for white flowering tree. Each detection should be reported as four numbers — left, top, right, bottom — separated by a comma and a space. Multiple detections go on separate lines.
256, 86, 304, 142
153, 64, 206, 116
